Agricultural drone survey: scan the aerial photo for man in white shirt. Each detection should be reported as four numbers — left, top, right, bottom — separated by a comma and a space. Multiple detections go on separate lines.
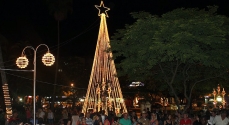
213, 110, 229, 125
209, 110, 217, 125
37, 108, 45, 125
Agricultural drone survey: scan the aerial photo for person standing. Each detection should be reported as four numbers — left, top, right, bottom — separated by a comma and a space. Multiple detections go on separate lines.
47, 109, 54, 125
26, 108, 31, 123
8, 111, 22, 125
71, 112, 79, 125
208, 110, 217, 125
179, 113, 191, 125
119, 112, 132, 125
85, 112, 93, 125
147, 108, 151, 120
164, 114, 173, 125
132, 116, 138, 125
104, 115, 110, 125
150, 112, 159, 125
193, 115, 201, 125
37, 108, 45, 125
138, 111, 150, 125
62, 109, 69, 125
212, 110, 229, 125
200, 116, 210, 125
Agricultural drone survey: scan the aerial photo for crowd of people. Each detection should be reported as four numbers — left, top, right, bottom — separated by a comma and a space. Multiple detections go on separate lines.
5, 107, 229, 125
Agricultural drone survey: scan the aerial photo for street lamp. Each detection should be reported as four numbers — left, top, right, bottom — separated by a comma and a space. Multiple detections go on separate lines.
16, 44, 55, 124
71, 83, 74, 87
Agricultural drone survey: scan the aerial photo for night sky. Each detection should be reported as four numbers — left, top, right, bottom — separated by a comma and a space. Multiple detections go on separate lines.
0, 0, 229, 93
1, 0, 229, 57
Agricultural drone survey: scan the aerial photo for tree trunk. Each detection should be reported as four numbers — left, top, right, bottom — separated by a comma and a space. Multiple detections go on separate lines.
52, 20, 60, 110
168, 84, 181, 112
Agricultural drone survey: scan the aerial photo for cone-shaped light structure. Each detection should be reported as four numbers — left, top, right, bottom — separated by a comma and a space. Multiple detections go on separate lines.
82, 1, 127, 115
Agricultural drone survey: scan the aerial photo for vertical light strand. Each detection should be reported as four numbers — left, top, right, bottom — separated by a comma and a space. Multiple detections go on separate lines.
82, 6, 127, 114
2, 84, 12, 120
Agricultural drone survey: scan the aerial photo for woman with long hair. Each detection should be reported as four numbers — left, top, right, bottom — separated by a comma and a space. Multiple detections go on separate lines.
150, 113, 159, 125
104, 115, 110, 125
93, 114, 103, 125
76, 117, 88, 125
164, 114, 173, 125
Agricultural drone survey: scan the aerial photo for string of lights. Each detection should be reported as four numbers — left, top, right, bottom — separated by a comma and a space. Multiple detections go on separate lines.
82, 1, 127, 115
1, 18, 100, 68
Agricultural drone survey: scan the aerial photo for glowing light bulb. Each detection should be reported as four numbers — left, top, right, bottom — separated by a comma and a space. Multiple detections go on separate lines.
16, 56, 29, 68
42, 52, 55, 66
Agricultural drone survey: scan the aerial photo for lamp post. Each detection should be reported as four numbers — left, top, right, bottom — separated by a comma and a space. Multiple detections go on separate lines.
16, 44, 55, 124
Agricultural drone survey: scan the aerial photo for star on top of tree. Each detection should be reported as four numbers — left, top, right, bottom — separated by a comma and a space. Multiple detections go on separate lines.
95, 1, 110, 17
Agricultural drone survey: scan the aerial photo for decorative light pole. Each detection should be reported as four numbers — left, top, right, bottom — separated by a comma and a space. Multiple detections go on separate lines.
222, 88, 226, 108
16, 44, 55, 124
212, 89, 217, 108
212, 84, 226, 109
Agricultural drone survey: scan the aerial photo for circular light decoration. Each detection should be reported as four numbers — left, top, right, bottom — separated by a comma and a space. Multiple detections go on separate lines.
16, 56, 29, 68
42, 52, 55, 66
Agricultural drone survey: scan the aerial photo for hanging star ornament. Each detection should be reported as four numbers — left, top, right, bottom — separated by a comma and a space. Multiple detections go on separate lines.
95, 1, 110, 17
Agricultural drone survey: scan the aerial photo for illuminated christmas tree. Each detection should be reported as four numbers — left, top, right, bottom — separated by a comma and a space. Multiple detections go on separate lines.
82, 1, 127, 115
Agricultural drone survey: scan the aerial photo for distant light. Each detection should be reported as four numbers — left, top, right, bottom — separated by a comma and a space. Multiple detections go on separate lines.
129, 82, 144, 87
217, 96, 222, 102
80, 98, 84, 102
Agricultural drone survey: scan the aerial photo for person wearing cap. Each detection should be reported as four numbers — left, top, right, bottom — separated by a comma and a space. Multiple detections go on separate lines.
212, 110, 229, 125
138, 111, 150, 125
119, 112, 132, 125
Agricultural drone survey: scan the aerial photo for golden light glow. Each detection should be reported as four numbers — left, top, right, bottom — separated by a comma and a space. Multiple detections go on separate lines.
82, 1, 127, 115
213, 85, 226, 108
2, 84, 12, 119
16, 56, 29, 68
42, 52, 55, 66
95, 1, 110, 17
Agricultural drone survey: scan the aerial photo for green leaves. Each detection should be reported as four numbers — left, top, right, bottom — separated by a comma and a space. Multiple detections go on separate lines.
111, 6, 229, 97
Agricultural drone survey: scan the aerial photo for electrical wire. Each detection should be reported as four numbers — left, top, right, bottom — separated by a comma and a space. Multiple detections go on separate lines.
4, 72, 87, 89
1, 18, 100, 67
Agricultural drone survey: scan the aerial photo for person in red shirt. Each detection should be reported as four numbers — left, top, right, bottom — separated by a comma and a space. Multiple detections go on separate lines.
26, 108, 31, 123
8, 111, 22, 125
180, 113, 191, 125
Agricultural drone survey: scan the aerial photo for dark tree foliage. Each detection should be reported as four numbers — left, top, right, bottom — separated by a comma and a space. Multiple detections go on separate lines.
111, 6, 229, 112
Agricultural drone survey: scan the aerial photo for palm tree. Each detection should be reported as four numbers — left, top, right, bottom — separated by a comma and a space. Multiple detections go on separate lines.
0, 34, 12, 119
46, 0, 73, 109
